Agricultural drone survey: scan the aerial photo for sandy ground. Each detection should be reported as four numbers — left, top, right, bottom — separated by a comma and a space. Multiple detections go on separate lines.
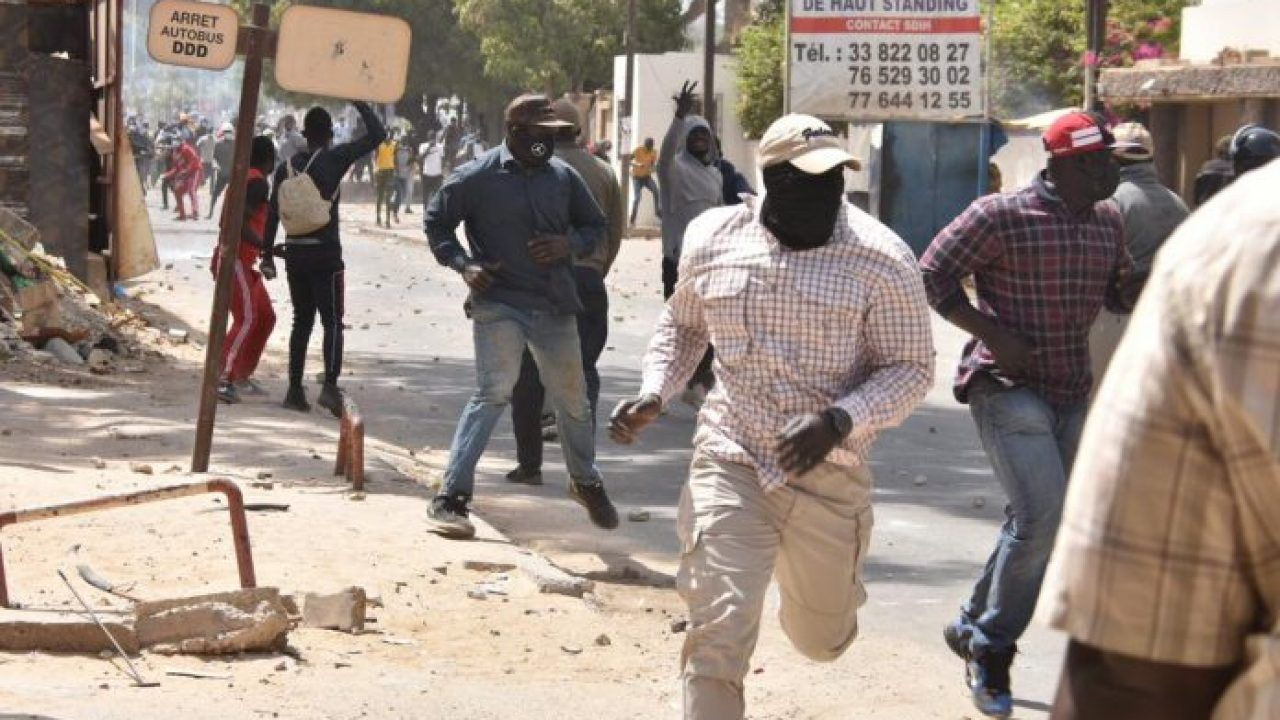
0, 189, 1060, 719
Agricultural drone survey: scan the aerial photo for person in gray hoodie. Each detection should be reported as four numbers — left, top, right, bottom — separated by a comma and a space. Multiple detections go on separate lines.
658, 81, 723, 403
1088, 121, 1188, 391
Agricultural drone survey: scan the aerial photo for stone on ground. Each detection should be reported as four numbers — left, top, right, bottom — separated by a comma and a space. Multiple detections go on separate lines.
301, 587, 367, 633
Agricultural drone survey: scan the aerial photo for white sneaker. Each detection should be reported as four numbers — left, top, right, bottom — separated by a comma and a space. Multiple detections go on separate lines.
234, 378, 269, 397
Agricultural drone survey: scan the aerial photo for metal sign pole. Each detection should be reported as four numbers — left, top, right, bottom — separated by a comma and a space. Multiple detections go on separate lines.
703, 0, 717, 126
191, 1, 273, 473
783, 0, 792, 114
620, 0, 637, 227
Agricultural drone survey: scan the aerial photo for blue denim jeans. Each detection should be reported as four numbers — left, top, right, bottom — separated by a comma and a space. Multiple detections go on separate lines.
960, 376, 1087, 655
441, 300, 603, 499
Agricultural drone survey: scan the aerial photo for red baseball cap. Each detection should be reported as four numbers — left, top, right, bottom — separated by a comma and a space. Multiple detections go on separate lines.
1043, 111, 1115, 157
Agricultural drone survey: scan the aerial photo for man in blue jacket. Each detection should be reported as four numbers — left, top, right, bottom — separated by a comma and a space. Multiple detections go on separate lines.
424, 94, 617, 540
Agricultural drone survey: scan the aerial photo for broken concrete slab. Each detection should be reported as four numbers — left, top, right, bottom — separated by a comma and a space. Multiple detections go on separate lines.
462, 560, 517, 573
301, 587, 366, 633
135, 587, 289, 655
518, 555, 594, 599
0, 609, 139, 654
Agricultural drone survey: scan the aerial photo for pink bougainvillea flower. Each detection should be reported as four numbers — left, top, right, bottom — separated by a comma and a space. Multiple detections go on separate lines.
1134, 42, 1164, 60
1082, 50, 1100, 68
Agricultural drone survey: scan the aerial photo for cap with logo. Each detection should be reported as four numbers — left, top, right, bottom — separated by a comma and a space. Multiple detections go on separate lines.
1112, 122, 1154, 161
759, 114, 861, 173
505, 94, 574, 129
1042, 111, 1116, 157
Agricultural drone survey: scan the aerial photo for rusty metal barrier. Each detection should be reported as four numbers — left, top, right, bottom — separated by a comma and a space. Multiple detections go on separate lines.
334, 397, 365, 492
0, 479, 257, 608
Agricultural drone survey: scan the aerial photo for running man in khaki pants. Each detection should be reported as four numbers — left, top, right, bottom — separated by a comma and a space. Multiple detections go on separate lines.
610, 114, 935, 720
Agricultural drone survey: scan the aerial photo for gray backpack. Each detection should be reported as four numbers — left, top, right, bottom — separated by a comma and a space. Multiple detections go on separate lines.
278, 152, 337, 235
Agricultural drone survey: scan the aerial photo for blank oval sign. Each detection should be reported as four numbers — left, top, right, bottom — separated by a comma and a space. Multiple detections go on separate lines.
275, 6, 412, 103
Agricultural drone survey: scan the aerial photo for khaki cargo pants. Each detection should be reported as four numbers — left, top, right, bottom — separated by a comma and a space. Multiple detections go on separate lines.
676, 453, 874, 720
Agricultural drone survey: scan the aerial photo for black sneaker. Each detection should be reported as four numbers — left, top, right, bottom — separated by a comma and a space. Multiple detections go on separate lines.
568, 480, 619, 530
216, 381, 240, 405
317, 383, 344, 418
967, 646, 1016, 718
943, 618, 973, 661
505, 466, 544, 486
282, 385, 310, 413
426, 494, 475, 540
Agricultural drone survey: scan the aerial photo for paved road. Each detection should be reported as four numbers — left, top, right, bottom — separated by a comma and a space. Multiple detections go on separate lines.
150, 198, 1060, 718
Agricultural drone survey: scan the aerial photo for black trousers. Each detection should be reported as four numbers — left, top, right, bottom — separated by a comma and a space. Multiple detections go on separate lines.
284, 245, 345, 387
421, 174, 443, 213
511, 267, 608, 473
208, 168, 231, 217
662, 256, 714, 390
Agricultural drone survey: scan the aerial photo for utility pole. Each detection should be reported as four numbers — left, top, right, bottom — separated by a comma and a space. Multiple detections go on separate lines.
1084, 0, 1109, 113
703, 0, 716, 128
191, 1, 274, 473
620, 0, 637, 225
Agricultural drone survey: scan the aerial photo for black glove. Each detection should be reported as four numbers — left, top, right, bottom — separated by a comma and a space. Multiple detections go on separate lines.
776, 409, 851, 477
259, 255, 277, 281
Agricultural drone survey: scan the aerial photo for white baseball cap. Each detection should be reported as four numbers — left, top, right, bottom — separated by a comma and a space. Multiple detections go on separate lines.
1112, 121, 1154, 161
759, 114, 861, 173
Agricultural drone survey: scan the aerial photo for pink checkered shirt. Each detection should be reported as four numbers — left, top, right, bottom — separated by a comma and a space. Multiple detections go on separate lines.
639, 195, 935, 491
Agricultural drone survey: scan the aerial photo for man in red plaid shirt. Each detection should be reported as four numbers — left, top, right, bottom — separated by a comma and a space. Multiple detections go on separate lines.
920, 111, 1137, 718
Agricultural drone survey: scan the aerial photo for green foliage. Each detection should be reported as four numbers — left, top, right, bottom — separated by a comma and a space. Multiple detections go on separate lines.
990, 0, 1186, 117
734, 0, 784, 139
455, 0, 687, 93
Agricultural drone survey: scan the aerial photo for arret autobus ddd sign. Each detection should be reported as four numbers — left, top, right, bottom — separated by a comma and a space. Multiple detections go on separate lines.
147, 0, 239, 71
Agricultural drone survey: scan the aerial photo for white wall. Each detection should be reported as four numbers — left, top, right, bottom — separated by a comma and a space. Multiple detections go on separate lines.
1181, 0, 1280, 63
612, 52, 756, 227
990, 131, 1046, 192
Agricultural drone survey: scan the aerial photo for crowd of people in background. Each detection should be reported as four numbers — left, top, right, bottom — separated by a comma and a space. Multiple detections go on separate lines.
124, 105, 494, 230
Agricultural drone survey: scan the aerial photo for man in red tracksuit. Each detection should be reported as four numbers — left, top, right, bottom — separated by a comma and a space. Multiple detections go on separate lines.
164, 138, 203, 220
215, 136, 278, 404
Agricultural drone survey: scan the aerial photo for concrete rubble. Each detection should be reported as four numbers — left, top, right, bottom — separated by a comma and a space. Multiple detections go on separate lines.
301, 587, 367, 633
0, 588, 291, 656
0, 609, 139, 654
518, 553, 595, 599
135, 588, 291, 655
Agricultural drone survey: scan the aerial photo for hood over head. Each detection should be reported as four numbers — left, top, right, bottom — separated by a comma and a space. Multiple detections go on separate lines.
680, 115, 718, 162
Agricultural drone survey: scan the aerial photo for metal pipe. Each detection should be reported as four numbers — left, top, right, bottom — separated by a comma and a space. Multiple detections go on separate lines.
0, 480, 257, 608
619, 0, 637, 220
57, 570, 157, 686
348, 414, 365, 493
703, 0, 717, 127
333, 401, 365, 492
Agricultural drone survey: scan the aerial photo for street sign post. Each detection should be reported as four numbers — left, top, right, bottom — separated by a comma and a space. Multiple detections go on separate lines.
146, 0, 239, 71
189, 0, 273, 474
143, 0, 410, 472
274, 6, 411, 103
786, 0, 984, 121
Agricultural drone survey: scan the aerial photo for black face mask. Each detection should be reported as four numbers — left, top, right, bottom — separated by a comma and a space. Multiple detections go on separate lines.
761, 164, 845, 250
508, 125, 554, 168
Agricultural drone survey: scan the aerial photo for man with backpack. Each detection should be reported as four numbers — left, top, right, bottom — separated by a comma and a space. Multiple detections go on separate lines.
264, 101, 386, 416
